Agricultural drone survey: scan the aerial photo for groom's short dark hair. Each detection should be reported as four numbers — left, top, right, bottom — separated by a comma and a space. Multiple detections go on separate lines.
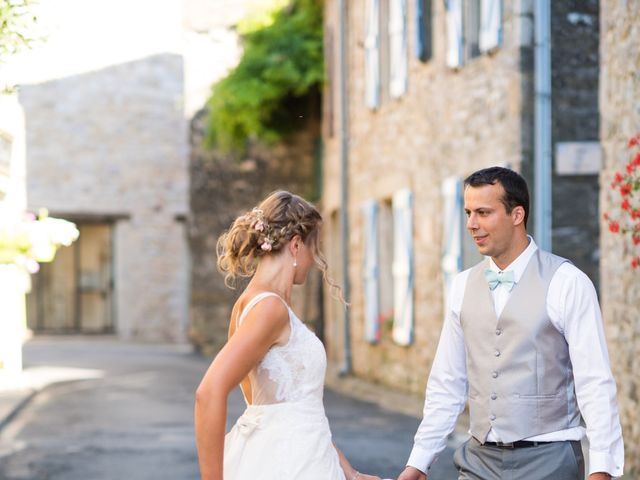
464, 167, 530, 228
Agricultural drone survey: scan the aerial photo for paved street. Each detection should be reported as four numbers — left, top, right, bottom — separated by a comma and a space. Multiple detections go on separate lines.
0, 337, 460, 479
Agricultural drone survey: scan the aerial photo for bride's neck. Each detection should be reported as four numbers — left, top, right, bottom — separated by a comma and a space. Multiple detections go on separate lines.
249, 258, 293, 302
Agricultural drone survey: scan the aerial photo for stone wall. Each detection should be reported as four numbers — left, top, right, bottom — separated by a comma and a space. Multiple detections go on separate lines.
188, 108, 322, 355
599, 0, 640, 474
551, 0, 601, 289
322, 0, 531, 393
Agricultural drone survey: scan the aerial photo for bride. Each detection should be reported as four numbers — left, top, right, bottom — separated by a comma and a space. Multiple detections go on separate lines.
195, 191, 381, 480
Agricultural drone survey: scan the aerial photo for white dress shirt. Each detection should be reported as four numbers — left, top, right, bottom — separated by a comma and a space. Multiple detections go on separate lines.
407, 238, 624, 477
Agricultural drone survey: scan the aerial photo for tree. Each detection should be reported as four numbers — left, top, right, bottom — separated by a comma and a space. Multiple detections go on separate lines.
0, 0, 38, 62
205, 0, 323, 153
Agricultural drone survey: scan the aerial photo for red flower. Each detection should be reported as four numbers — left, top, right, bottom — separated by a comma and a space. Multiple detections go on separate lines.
632, 210, 640, 220
620, 183, 633, 196
633, 236, 640, 246
609, 221, 620, 233
630, 137, 639, 148
613, 172, 624, 184
603, 212, 610, 220
634, 152, 640, 167
632, 257, 639, 269
627, 163, 635, 174
622, 199, 631, 211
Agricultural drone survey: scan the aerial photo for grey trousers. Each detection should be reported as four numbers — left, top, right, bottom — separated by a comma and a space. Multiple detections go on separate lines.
453, 438, 585, 480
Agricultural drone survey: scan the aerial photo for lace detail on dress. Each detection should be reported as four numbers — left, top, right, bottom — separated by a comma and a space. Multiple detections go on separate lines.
236, 292, 327, 405
258, 313, 326, 403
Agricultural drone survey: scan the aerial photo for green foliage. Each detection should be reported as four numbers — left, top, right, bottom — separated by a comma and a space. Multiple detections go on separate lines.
205, 0, 323, 152
0, 0, 37, 62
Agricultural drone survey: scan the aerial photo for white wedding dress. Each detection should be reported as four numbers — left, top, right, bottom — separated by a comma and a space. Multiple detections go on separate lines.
223, 292, 346, 480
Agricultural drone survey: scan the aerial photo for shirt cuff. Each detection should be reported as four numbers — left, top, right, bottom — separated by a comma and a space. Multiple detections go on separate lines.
588, 449, 624, 478
406, 445, 436, 474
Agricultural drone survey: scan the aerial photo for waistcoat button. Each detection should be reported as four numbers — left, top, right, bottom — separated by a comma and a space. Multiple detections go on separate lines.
494, 350, 501, 357
490, 414, 496, 421
492, 371, 499, 378
495, 328, 502, 336
491, 393, 497, 400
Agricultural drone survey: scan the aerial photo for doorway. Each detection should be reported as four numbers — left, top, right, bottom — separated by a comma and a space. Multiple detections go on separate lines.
27, 223, 114, 333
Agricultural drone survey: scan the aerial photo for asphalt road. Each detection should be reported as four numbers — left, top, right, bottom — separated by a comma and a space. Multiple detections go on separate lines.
0, 337, 459, 480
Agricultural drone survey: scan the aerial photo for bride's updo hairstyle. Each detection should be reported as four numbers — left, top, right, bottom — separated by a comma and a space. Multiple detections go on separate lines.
217, 191, 341, 296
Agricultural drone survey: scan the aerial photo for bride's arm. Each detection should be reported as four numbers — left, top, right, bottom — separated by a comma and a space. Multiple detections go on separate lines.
334, 444, 382, 480
194, 298, 289, 480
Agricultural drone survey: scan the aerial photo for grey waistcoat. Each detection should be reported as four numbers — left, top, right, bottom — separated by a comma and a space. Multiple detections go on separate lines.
460, 249, 582, 443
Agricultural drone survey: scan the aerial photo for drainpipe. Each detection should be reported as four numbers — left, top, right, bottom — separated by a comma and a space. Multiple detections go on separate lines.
534, 0, 552, 251
338, 0, 352, 375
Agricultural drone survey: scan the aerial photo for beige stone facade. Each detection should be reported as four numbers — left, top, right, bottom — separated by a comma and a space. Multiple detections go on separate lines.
322, 0, 531, 393
3, 0, 190, 342
599, 0, 640, 474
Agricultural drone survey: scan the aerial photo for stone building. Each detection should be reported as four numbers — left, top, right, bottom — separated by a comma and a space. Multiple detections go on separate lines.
321, 0, 601, 394
3, 0, 190, 342
599, 0, 640, 474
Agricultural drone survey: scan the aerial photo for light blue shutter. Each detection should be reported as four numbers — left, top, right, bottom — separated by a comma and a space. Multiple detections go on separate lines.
365, 0, 381, 109
392, 189, 413, 346
362, 200, 380, 343
389, 0, 408, 98
441, 177, 463, 306
479, 0, 502, 53
445, 0, 463, 68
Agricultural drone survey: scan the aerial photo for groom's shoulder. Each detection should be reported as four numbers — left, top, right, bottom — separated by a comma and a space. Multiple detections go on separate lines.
538, 249, 596, 289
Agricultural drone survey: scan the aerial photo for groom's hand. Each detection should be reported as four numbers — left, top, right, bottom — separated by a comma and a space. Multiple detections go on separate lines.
397, 466, 427, 480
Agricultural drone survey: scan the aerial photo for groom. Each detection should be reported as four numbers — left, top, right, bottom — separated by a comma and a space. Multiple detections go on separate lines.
398, 167, 624, 480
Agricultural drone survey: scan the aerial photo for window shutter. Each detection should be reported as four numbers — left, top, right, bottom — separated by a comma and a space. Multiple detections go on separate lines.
441, 177, 463, 306
445, 0, 463, 68
365, 0, 381, 109
362, 200, 381, 343
389, 0, 408, 98
479, 0, 502, 53
392, 189, 413, 346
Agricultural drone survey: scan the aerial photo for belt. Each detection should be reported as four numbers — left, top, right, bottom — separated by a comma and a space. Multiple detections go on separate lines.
483, 440, 552, 449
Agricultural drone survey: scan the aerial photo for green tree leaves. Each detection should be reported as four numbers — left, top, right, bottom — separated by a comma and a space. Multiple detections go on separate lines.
205, 0, 323, 153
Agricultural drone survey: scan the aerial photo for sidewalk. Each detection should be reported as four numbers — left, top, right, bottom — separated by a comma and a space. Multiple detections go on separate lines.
0, 365, 104, 432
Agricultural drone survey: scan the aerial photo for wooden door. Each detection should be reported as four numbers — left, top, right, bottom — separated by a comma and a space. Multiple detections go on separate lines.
27, 222, 114, 333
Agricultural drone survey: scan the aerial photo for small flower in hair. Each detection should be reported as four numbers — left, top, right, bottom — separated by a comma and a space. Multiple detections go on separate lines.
255, 220, 265, 232
261, 239, 273, 251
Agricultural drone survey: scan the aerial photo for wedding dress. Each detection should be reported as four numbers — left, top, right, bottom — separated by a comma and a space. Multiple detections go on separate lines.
223, 292, 346, 480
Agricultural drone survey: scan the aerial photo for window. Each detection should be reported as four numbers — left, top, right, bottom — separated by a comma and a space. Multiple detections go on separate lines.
446, 0, 501, 68
415, 0, 433, 62
378, 199, 394, 334
464, 0, 481, 61
362, 200, 380, 343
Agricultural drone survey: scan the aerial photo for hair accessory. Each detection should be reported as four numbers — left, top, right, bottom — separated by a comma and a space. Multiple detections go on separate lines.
251, 208, 275, 252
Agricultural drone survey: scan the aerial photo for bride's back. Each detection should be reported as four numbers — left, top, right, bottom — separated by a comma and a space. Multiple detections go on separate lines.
233, 291, 327, 406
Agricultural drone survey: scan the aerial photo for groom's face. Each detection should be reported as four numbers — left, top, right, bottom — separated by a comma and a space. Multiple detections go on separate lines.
464, 183, 518, 259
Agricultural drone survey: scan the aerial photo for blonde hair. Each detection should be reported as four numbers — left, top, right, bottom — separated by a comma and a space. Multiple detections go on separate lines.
217, 191, 343, 300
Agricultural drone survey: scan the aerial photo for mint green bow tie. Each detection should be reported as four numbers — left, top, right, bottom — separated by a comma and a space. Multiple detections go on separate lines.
484, 269, 515, 291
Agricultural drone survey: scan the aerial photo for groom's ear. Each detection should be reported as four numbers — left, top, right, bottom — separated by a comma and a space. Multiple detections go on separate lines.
512, 205, 526, 227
